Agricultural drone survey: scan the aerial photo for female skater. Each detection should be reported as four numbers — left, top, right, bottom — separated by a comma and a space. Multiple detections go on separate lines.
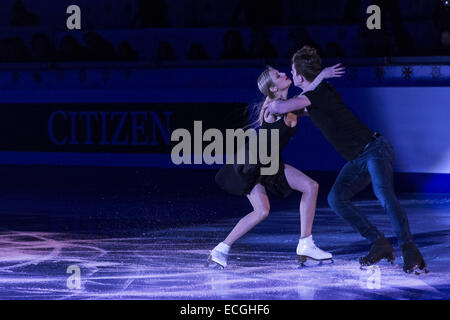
208, 64, 345, 269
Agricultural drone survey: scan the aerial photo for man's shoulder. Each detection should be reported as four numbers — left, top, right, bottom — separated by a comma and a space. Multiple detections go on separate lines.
320, 81, 336, 91
315, 82, 342, 101
303, 82, 330, 100
307, 81, 333, 94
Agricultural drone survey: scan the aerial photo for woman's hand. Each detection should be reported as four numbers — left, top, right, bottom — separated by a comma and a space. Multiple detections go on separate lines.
321, 63, 345, 79
264, 107, 278, 123
284, 112, 297, 127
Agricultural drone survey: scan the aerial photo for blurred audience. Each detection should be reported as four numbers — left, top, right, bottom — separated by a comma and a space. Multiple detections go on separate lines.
220, 30, 247, 59
31, 33, 56, 62
0, 0, 448, 62
188, 43, 209, 60
0, 37, 31, 62
434, 0, 450, 30
438, 29, 450, 55
287, 26, 323, 58
324, 42, 345, 58
58, 35, 88, 61
395, 29, 415, 56
363, 30, 393, 57
157, 42, 176, 60
434, 0, 450, 55
371, 0, 417, 56
132, 0, 169, 28
232, 0, 282, 26
83, 32, 116, 61
343, 0, 361, 23
248, 27, 277, 59
372, 0, 404, 35
11, 0, 40, 27
117, 41, 139, 61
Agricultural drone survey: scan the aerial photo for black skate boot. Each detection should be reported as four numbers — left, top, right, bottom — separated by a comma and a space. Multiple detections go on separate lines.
359, 235, 395, 267
401, 242, 429, 275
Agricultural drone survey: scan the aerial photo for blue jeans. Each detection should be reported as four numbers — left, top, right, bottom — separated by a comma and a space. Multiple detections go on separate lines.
327, 136, 413, 246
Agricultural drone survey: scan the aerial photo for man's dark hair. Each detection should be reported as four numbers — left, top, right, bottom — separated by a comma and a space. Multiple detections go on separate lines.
292, 45, 322, 82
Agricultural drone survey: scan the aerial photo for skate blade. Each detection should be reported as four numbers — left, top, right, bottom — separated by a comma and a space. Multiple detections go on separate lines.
298, 255, 333, 268
206, 256, 225, 270
405, 264, 430, 275
386, 253, 396, 264
360, 253, 395, 267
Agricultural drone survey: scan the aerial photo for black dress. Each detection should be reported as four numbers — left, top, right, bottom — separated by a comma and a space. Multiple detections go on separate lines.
215, 116, 298, 198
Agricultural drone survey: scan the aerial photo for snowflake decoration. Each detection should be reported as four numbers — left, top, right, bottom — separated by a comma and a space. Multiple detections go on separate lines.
431, 66, 441, 79
402, 66, 413, 80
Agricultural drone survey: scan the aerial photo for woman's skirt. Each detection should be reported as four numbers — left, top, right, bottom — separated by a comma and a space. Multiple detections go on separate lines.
214, 160, 293, 198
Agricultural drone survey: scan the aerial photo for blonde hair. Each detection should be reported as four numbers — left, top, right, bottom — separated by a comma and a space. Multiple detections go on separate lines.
246, 66, 276, 128
257, 67, 275, 99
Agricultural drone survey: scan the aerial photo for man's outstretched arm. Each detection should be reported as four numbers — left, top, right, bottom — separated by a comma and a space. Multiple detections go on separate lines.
267, 95, 312, 115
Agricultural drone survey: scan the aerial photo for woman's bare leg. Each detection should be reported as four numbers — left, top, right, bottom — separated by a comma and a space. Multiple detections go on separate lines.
223, 183, 270, 246
284, 163, 319, 238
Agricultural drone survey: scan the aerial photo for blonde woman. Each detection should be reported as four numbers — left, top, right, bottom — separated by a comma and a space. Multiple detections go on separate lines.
209, 64, 344, 269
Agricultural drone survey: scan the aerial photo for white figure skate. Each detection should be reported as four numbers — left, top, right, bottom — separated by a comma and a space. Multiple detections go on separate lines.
206, 242, 229, 269
297, 235, 333, 266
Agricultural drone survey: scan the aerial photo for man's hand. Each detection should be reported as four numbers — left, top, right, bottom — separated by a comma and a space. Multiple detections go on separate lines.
267, 100, 282, 115
321, 63, 345, 79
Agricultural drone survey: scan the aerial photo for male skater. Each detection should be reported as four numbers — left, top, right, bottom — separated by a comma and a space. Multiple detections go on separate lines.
267, 46, 427, 274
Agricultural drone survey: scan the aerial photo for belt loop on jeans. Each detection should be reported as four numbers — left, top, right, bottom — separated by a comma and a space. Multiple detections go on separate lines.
359, 132, 382, 155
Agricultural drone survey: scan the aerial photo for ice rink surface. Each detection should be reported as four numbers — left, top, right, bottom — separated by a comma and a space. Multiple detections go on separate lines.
0, 197, 449, 300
